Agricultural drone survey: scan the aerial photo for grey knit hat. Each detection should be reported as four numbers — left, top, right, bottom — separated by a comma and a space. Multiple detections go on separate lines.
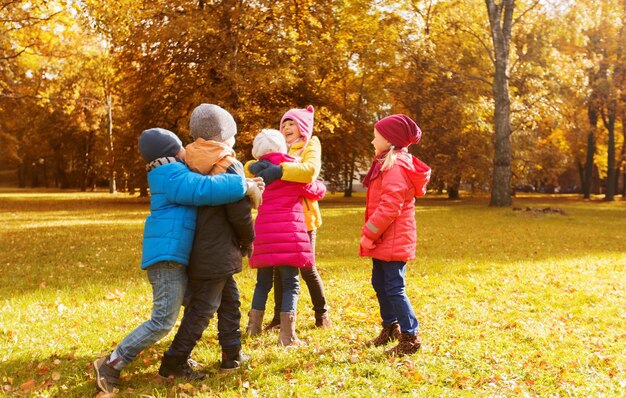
189, 103, 237, 142
138, 128, 182, 163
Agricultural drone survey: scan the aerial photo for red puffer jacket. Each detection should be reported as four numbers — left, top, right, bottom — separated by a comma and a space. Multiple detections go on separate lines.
359, 152, 431, 262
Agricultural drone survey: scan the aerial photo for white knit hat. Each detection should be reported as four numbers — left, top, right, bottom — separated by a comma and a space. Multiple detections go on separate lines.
252, 129, 287, 159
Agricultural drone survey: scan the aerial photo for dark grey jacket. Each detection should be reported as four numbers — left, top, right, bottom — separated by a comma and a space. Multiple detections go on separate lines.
187, 161, 254, 280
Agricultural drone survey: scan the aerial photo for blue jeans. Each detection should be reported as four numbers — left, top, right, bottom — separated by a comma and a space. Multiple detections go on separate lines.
251, 266, 299, 313
272, 230, 328, 317
371, 259, 419, 335
113, 261, 187, 366
166, 275, 241, 357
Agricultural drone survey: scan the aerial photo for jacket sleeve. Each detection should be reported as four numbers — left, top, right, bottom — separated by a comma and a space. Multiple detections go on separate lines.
361, 166, 407, 241
225, 198, 255, 248
243, 160, 257, 178
281, 137, 321, 184
164, 167, 247, 206
224, 163, 255, 246
302, 180, 327, 201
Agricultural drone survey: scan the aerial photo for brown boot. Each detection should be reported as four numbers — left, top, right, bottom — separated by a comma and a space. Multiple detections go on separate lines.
263, 314, 280, 331
366, 322, 401, 347
315, 311, 332, 328
245, 309, 264, 336
385, 332, 422, 356
278, 312, 302, 347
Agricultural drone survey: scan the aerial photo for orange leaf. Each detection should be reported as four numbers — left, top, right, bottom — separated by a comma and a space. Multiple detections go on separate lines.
20, 379, 35, 392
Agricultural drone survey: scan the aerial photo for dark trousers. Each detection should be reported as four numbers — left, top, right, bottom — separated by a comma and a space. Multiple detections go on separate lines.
371, 259, 418, 334
272, 229, 328, 317
166, 275, 241, 357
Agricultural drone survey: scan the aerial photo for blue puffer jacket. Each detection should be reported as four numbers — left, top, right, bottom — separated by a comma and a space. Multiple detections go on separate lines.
141, 161, 247, 269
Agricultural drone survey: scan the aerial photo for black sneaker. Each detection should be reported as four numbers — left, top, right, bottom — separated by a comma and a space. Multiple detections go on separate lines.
219, 348, 249, 372
159, 354, 206, 381
93, 356, 121, 393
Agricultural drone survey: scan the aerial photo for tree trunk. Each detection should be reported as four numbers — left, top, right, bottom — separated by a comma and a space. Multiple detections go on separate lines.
615, 109, 626, 200
485, 0, 514, 207
602, 103, 616, 201
583, 106, 597, 199
81, 130, 94, 192
344, 151, 355, 198
106, 92, 116, 193
577, 161, 585, 194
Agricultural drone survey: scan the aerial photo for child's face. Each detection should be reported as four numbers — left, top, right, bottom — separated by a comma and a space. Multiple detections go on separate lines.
280, 119, 302, 145
372, 129, 390, 155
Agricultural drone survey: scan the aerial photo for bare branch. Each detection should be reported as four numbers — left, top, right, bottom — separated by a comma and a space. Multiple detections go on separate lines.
0, 44, 32, 60
455, 24, 495, 65
513, 0, 542, 26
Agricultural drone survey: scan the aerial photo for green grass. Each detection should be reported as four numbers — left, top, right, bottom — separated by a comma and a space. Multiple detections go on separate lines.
1, 191, 625, 397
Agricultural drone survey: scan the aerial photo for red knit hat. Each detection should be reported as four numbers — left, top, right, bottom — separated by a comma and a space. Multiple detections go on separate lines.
374, 114, 422, 149
280, 105, 314, 139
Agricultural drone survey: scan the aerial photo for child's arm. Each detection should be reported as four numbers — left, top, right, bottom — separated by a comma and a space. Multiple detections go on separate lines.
281, 137, 321, 184
225, 199, 255, 257
224, 161, 256, 251
243, 160, 259, 178
165, 167, 247, 206
361, 166, 407, 242
301, 179, 326, 201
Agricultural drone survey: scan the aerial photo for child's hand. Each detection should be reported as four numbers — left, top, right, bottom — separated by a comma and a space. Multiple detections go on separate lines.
249, 160, 269, 175
240, 243, 253, 258
245, 178, 264, 209
248, 176, 265, 192
360, 236, 376, 250
255, 162, 283, 185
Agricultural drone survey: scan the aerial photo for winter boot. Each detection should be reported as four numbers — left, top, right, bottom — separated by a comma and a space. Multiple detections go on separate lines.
219, 344, 249, 372
158, 353, 206, 380
385, 332, 422, 356
245, 309, 265, 336
366, 322, 401, 347
278, 312, 303, 347
93, 356, 121, 393
315, 311, 332, 328
263, 313, 281, 331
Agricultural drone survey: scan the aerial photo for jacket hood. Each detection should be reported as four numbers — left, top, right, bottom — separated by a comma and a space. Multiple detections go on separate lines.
395, 151, 431, 196
185, 138, 236, 175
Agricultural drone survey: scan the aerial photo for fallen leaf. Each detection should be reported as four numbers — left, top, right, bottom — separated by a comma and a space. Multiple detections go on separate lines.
20, 379, 35, 392
51, 372, 61, 381
105, 289, 126, 301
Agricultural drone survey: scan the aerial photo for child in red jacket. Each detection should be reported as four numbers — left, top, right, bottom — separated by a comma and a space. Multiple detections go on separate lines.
359, 114, 431, 356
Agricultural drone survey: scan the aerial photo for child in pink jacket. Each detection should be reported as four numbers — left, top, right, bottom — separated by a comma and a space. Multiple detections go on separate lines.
245, 129, 326, 346
360, 114, 431, 356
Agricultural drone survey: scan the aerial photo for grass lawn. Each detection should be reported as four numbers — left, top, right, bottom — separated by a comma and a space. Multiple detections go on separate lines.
0, 191, 625, 397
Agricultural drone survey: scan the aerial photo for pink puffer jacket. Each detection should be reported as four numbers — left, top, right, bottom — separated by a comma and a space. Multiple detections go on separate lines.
250, 152, 326, 269
360, 151, 431, 262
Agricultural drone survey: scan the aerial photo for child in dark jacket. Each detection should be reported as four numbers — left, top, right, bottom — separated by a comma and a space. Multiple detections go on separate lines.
93, 128, 252, 393
158, 104, 259, 376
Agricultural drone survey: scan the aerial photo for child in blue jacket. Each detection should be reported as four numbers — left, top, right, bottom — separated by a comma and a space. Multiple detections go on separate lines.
93, 128, 257, 393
